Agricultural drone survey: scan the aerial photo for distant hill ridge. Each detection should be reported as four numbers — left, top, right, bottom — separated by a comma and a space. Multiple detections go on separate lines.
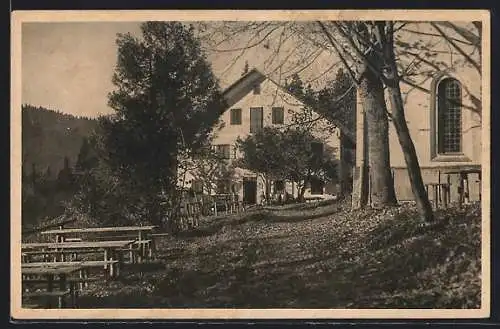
22, 104, 98, 176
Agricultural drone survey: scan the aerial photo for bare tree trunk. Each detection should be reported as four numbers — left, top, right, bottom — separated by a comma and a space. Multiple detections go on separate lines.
381, 22, 434, 222
387, 86, 434, 222
299, 185, 307, 202
358, 68, 397, 208
352, 111, 370, 209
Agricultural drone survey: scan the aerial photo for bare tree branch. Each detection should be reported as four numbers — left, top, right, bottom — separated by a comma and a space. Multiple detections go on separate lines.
401, 78, 430, 93
331, 21, 390, 85
430, 22, 481, 73
435, 21, 480, 46
400, 28, 474, 46
303, 60, 342, 84
316, 21, 360, 85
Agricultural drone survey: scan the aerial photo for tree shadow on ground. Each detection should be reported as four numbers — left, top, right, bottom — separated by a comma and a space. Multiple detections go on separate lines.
262, 199, 338, 212
172, 203, 340, 239
76, 205, 480, 309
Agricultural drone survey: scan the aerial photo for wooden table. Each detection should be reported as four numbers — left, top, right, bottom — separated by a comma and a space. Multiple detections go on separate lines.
21, 240, 136, 276
41, 226, 156, 243
41, 226, 156, 260
425, 183, 451, 209
22, 264, 83, 308
443, 168, 481, 205
43, 226, 156, 261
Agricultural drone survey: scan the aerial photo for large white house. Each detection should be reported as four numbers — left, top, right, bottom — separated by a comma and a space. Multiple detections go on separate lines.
352, 22, 482, 206
181, 68, 344, 205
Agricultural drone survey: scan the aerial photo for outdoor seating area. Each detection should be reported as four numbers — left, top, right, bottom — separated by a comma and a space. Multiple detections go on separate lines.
21, 225, 157, 309
164, 193, 246, 230
424, 168, 481, 209
209, 194, 245, 216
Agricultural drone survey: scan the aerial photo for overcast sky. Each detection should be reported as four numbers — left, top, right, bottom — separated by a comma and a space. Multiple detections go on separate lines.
21, 20, 476, 119
21, 21, 337, 118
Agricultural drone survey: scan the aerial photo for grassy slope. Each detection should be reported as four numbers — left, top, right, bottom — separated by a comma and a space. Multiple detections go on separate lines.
76, 201, 481, 309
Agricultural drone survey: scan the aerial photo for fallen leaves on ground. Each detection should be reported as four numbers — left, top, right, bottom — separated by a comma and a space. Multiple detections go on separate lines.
73, 200, 481, 308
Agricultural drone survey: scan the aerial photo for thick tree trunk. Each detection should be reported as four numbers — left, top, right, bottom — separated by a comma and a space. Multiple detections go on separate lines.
351, 110, 369, 209
265, 177, 271, 202
297, 180, 307, 202
387, 86, 434, 222
358, 69, 397, 208
299, 186, 307, 202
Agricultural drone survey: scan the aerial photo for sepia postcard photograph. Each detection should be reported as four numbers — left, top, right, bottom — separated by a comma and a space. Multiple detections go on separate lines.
10, 9, 491, 320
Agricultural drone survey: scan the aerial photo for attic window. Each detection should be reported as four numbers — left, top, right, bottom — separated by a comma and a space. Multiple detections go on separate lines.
272, 107, 284, 124
253, 84, 261, 95
230, 108, 242, 125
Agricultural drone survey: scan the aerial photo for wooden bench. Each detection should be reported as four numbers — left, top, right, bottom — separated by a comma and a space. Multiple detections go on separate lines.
65, 238, 82, 242
40, 227, 157, 260
22, 249, 100, 263
23, 276, 102, 293
22, 303, 43, 309
24, 260, 120, 279
425, 183, 451, 209
22, 263, 84, 308
23, 289, 72, 309
118, 240, 152, 263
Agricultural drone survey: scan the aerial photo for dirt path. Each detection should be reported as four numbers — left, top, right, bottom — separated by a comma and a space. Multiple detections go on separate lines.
77, 203, 481, 308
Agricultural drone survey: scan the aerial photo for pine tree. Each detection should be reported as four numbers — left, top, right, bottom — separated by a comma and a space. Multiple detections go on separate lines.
57, 156, 74, 191
101, 22, 227, 227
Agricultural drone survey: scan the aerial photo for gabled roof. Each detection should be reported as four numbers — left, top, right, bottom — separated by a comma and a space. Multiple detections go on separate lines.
219, 68, 355, 145
222, 68, 267, 108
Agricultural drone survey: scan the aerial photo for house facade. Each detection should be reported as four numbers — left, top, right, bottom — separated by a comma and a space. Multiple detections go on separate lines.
352, 23, 482, 205
181, 68, 343, 205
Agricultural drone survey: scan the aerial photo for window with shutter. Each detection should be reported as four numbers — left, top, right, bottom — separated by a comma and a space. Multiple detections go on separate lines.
272, 107, 284, 124
214, 144, 231, 159
230, 108, 242, 125
191, 180, 203, 193
250, 107, 263, 133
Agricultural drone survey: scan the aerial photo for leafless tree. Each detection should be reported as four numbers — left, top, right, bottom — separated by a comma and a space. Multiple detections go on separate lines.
197, 21, 397, 210
196, 20, 482, 222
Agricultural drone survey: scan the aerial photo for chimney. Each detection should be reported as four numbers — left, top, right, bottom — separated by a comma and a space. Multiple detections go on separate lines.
242, 61, 249, 76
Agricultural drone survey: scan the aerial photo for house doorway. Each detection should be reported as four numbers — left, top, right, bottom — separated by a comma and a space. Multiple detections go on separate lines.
243, 177, 257, 205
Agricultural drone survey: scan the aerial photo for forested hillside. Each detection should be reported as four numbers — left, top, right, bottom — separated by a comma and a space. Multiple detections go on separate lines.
22, 104, 97, 175
21, 104, 98, 227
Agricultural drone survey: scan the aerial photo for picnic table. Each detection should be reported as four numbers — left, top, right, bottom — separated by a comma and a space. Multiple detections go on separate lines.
22, 263, 83, 308
425, 183, 451, 209
21, 240, 136, 276
442, 168, 481, 205
41, 226, 156, 261
41, 225, 156, 243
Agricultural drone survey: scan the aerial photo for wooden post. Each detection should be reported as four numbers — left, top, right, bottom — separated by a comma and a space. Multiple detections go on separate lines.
447, 174, 451, 205
69, 281, 76, 308
438, 171, 442, 205
478, 172, 482, 201
103, 249, 108, 272
79, 269, 84, 291
433, 185, 438, 209
59, 274, 67, 308
458, 174, 464, 207
463, 173, 470, 204
47, 274, 54, 308
443, 184, 448, 208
